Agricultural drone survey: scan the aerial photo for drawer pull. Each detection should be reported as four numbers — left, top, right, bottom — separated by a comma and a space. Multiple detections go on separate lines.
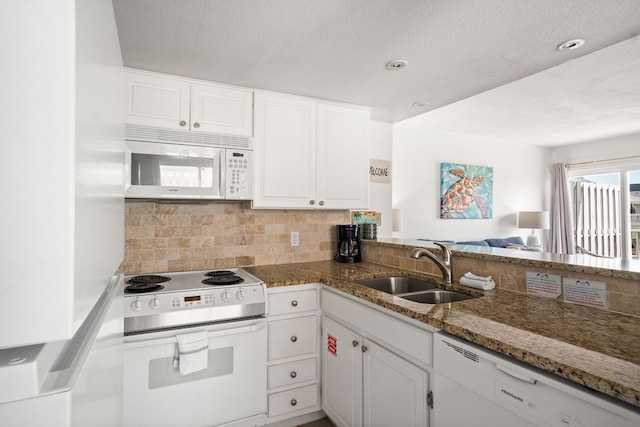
290, 336, 298, 343
179, 120, 186, 127
352, 340, 359, 347
361, 345, 368, 353
290, 371, 297, 378
193, 122, 200, 129
290, 399, 297, 407
291, 300, 298, 307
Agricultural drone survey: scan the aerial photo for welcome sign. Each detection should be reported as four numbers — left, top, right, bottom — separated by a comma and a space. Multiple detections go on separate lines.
369, 159, 391, 183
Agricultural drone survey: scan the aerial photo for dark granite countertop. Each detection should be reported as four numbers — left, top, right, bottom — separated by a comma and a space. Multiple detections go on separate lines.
245, 260, 640, 409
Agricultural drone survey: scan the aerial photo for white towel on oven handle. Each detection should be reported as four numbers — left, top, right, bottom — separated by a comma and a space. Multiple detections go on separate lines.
175, 331, 209, 375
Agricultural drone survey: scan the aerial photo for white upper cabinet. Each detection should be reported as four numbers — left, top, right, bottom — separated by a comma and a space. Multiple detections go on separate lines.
253, 92, 370, 210
125, 69, 253, 137
190, 83, 253, 136
253, 92, 317, 208
316, 103, 370, 210
126, 70, 190, 130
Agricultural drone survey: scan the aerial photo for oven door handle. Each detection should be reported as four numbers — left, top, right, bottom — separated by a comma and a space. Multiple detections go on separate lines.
205, 320, 267, 338
125, 319, 267, 348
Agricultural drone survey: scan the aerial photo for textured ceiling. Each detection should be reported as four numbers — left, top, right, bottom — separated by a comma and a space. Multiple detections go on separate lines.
112, 0, 640, 145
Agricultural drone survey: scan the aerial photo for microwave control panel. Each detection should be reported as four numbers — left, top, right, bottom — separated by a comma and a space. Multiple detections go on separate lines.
225, 149, 252, 200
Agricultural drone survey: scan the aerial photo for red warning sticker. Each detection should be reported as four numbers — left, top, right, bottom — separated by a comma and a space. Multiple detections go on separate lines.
327, 334, 337, 356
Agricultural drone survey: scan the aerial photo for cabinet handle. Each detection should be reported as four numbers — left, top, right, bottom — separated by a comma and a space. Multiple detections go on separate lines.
352, 340, 359, 347
179, 120, 187, 127
290, 371, 297, 379
319, 201, 325, 206
193, 122, 200, 129
361, 345, 368, 353
291, 300, 298, 307
290, 336, 298, 343
309, 200, 315, 205
290, 399, 297, 407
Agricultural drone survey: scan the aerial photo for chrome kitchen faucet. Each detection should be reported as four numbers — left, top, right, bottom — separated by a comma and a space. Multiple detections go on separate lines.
410, 243, 452, 285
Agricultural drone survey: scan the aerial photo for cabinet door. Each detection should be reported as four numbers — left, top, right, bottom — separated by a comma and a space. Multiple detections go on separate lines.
253, 93, 317, 208
190, 83, 253, 136
363, 339, 429, 427
316, 103, 370, 209
125, 70, 190, 130
322, 316, 363, 427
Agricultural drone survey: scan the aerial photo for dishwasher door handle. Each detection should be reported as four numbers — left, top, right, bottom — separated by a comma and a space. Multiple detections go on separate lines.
496, 364, 538, 384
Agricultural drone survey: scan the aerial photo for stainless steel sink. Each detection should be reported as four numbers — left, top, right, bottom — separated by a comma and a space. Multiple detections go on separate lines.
354, 276, 478, 304
401, 290, 474, 304
353, 276, 438, 294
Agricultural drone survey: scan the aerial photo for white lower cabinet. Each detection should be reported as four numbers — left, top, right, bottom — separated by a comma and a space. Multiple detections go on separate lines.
266, 284, 322, 423
321, 289, 432, 427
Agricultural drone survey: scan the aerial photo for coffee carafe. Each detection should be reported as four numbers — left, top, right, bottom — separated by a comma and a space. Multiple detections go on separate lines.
334, 224, 362, 263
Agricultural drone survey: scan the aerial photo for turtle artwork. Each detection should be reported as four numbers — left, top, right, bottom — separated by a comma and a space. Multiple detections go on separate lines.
440, 163, 493, 219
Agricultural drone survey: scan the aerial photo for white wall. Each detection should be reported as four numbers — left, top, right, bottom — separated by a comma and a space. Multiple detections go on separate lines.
392, 122, 550, 242
551, 132, 640, 164
368, 121, 393, 238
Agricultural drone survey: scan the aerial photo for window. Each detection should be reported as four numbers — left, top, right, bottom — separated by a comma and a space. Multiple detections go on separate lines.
567, 163, 640, 260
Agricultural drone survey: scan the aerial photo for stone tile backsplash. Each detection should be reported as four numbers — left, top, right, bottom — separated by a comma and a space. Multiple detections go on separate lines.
121, 201, 349, 274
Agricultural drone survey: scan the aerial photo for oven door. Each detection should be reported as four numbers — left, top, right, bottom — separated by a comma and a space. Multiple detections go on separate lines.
124, 318, 267, 427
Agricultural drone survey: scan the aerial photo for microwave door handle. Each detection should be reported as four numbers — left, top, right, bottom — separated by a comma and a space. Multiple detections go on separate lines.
219, 149, 225, 198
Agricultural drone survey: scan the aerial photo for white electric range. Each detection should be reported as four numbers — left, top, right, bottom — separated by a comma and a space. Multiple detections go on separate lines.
122, 268, 268, 427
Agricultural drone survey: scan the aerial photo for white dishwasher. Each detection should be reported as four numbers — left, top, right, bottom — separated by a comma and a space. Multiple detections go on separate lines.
433, 332, 640, 427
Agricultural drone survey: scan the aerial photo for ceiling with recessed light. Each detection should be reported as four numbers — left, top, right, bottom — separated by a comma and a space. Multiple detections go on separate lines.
112, 0, 640, 145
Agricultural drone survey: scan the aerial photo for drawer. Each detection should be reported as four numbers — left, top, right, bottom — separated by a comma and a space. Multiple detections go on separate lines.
268, 315, 317, 360
268, 357, 317, 389
268, 289, 317, 316
268, 384, 319, 418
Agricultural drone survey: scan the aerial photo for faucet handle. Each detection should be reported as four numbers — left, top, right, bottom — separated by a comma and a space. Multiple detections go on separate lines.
433, 242, 451, 262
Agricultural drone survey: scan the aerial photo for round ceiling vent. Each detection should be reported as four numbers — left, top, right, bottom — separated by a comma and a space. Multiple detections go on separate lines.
556, 39, 585, 51
385, 59, 408, 70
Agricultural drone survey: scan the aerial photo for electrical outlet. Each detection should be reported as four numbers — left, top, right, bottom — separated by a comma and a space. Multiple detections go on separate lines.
290, 231, 299, 247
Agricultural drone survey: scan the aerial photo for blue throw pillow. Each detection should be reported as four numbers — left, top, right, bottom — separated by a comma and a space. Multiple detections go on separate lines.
505, 236, 525, 246
484, 238, 508, 248
456, 240, 490, 247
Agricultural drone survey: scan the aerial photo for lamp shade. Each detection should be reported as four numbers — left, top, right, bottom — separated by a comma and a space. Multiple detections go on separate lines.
518, 211, 550, 230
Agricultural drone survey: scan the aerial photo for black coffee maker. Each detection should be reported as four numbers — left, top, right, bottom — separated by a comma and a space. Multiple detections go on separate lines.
334, 225, 362, 263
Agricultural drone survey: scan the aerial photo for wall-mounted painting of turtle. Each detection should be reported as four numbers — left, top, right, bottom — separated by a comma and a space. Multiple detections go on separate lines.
440, 162, 493, 219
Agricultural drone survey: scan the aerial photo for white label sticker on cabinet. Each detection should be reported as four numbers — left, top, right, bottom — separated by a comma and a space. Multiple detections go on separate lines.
562, 278, 607, 309
526, 272, 562, 298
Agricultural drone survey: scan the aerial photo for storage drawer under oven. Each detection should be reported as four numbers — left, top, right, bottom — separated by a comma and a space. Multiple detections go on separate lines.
268, 315, 317, 360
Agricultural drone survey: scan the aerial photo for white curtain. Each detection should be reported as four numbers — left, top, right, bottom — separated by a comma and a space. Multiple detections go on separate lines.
549, 163, 576, 254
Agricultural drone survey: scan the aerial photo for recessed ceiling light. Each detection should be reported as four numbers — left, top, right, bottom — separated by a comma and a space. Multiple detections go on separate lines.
413, 101, 429, 107
556, 39, 585, 51
385, 59, 408, 70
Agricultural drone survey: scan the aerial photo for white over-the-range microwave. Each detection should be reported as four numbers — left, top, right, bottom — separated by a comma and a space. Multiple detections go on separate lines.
124, 139, 253, 200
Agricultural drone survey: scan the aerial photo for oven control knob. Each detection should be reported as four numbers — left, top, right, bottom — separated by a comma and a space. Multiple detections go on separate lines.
130, 299, 142, 311
236, 289, 246, 301
221, 290, 231, 302
149, 298, 161, 309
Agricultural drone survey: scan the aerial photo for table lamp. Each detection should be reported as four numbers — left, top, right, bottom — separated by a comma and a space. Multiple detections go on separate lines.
518, 211, 550, 248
